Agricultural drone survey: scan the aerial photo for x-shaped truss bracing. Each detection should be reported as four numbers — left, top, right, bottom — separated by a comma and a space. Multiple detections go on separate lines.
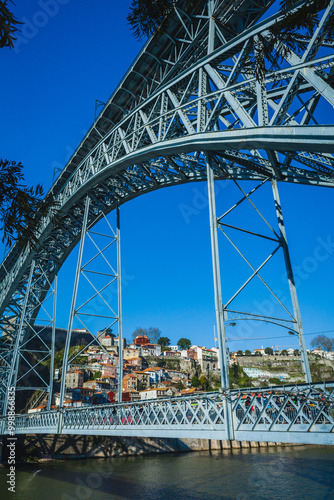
58, 198, 123, 409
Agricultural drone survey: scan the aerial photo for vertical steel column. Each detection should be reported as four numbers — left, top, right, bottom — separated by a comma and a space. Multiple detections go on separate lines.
208, 0, 215, 53
12, 261, 36, 390
206, 0, 234, 440
59, 197, 90, 412
271, 179, 312, 383
206, 0, 226, 383
206, 159, 229, 389
47, 272, 57, 411
207, 158, 234, 440
117, 205, 123, 403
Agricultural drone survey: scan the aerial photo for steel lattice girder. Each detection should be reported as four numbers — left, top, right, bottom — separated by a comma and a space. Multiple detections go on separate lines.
3, 382, 334, 445
1, 0, 334, 415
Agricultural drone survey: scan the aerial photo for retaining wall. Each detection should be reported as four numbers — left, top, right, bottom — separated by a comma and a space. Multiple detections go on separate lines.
0, 434, 290, 463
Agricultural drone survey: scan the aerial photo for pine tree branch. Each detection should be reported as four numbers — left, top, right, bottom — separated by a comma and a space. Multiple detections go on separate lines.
0, 0, 22, 49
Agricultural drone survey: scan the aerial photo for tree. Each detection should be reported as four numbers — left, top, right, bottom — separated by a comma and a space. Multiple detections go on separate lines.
228, 363, 252, 389
0, 159, 58, 248
75, 356, 87, 365
311, 335, 334, 352
0, 6, 58, 249
191, 375, 200, 387
127, 0, 198, 40
265, 347, 273, 355
237, 350, 243, 357
294, 349, 300, 356
0, 0, 22, 49
269, 377, 281, 386
103, 327, 115, 337
147, 327, 161, 344
132, 327, 147, 341
158, 336, 170, 347
281, 349, 288, 356
127, 0, 334, 83
177, 338, 191, 350
231, 0, 334, 81
137, 381, 146, 391
132, 326, 161, 344
245, 350, 251, 356
199, 375, 209, 390
127, 0, 174, 40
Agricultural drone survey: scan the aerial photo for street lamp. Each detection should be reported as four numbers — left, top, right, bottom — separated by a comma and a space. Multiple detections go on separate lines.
225, 322, 236, 341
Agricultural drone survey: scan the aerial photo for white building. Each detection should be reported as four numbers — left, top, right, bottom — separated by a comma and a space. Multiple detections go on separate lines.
311, 348, 334, 360
190, 345, 218, 371
153, 344, 162, 356
140, 388, 168, 400
114, 336, 126, 348
140, 343, 162, 357
243, 367, 289, 379
54, 391, 72, 406
253, 347, 266, 355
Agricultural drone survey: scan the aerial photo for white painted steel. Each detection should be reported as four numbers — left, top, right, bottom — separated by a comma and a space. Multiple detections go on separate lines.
3, 382, 333, 445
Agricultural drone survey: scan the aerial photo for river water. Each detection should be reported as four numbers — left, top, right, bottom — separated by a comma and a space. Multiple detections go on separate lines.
0, 445, 333, 499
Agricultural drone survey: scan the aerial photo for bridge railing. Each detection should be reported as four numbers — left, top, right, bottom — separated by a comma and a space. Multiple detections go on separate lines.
231, 384, 334, 436
2, 409, 59, 435
1, 383, 333, 442
1, 391, 227, 436
62, 391, 226, 433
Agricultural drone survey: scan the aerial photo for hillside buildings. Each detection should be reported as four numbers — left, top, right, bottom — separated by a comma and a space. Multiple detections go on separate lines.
28, 332, 334, 412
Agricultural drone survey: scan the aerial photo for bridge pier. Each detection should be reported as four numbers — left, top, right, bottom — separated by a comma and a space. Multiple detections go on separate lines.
206, 155, 234, 443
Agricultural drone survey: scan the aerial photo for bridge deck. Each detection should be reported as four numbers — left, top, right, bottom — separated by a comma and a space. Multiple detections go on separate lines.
3, 383, 333, 445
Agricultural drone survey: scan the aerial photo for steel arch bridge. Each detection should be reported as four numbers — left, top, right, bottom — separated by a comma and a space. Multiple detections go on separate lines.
1, 0, 334, 444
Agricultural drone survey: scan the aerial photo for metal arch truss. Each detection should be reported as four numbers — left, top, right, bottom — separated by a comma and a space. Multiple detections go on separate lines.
0, 0, 334, 421
3, 382, 334, 445
0, 258, 58, 416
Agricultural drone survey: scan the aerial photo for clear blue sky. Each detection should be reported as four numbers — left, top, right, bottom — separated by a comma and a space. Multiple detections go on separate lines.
1, 0, 334, 351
